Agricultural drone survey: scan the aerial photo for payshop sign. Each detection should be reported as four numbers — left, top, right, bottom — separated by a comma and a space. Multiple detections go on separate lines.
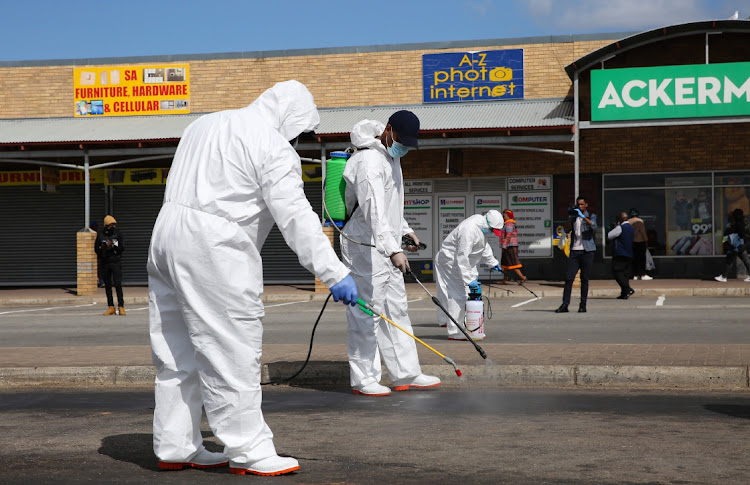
591, 62, 750, 121
423, 49, 523, 103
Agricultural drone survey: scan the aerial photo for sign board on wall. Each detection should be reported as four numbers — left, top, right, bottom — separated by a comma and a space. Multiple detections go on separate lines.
508, 192, 552, 257
74, 65, 190, 117
423, 49, 524, 103
438, 196, 466, 243
403, 196, 433, 259
508, 176, 550, 191
404, 180, 433, 194
591, 62, 750, 121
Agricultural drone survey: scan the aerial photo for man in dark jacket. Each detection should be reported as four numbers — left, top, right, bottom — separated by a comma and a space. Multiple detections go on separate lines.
95, 215, 126, 315
608, 211, 635, 299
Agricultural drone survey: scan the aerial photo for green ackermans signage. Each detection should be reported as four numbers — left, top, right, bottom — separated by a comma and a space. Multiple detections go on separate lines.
591, 62, 750, 121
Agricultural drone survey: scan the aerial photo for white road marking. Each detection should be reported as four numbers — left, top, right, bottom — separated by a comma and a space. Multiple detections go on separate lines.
0, 302, 97, 315
656, 295, 666, 306
265, 300, 311, 308
511, 297, 540, 308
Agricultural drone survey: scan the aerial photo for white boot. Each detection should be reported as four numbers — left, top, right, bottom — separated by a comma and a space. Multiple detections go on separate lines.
230, 455, 300, 476
352, 382, 391, 396
158, 447, 228, 470
392, 374, 441, 391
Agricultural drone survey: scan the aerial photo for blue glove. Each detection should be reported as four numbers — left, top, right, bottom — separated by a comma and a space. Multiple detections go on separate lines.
468, 278, 480, 290
575, 209, 585, 218
491, 265, 503, 273
330, 275, 358, 306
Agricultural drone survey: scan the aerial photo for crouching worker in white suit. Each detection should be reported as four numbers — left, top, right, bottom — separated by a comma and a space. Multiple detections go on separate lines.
148, 80, 358, 477
341, 110, 440, 397
434, 210, 504, 340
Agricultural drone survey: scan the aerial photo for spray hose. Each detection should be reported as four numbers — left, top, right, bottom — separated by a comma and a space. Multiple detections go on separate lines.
260, 294, 333, 386
405, 269, 488, 360
356, 298, 462, 377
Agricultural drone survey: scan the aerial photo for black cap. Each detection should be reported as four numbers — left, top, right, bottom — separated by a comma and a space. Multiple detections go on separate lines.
388, 110, 420, 148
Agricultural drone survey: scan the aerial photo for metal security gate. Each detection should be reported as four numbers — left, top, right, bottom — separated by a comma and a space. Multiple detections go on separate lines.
0, 179, 327, 286
260, 182, 325, 284
110, 181, 326, 285
0, 184, 106, 286
109, 185, 165, 285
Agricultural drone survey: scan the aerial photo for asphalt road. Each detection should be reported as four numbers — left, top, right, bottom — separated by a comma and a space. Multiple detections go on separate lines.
1, 296, 749, 347
0, 386, 748, 484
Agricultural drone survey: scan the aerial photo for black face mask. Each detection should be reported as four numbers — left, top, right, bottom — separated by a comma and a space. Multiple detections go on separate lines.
104, 226, 115, 235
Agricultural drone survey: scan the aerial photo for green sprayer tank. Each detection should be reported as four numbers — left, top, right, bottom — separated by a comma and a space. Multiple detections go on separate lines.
324, 151, 350, 222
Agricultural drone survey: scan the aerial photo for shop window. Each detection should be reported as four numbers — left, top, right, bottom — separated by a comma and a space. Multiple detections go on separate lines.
603, 189, 668, 255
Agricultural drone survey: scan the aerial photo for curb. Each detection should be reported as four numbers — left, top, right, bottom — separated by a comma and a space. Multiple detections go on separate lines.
1, 363, 748, 391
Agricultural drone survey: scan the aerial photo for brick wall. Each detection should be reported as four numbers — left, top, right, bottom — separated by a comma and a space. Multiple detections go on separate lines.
76, 230, 98, 296
0, 38, 615, 118
581, 123, 750, 174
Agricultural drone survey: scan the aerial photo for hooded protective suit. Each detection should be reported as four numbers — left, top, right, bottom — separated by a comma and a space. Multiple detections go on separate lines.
148, 80, 349, 466
340, 119, 423, 389
434, 213, 500, 338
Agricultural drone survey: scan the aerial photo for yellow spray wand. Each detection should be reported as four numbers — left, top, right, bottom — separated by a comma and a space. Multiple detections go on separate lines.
356, 298, 462, 377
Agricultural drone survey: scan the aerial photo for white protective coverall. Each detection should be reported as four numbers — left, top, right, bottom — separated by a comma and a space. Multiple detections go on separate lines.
340, 119, 422, 389
148, 80, 349, 465
434, 214, 500, 338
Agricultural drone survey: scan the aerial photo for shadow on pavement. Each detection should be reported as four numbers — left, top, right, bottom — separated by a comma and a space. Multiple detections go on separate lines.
704, 404, 750, 419
98, 432, 224, 471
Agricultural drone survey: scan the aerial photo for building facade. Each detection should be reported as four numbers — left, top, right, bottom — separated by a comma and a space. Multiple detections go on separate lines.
1, 21, 748, 285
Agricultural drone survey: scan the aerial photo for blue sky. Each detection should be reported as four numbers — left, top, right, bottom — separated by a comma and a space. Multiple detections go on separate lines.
0, 0, 745, 62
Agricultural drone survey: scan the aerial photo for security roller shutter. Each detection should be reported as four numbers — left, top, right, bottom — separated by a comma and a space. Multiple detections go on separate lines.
109, 185, 165, 285
109, 181, 328, 285
0, 184, 106, 286
261, 181, 328, 284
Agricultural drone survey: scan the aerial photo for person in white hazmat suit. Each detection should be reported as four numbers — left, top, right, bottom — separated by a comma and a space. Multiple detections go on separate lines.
433, 211, 505, 340
341, 110, 441, 397
148, 80, 358, 477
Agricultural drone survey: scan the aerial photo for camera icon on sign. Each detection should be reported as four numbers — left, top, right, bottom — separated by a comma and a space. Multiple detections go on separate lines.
489, 67, 513, 81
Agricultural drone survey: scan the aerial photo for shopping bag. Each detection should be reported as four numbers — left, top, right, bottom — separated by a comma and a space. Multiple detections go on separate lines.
645, 249, 655, 271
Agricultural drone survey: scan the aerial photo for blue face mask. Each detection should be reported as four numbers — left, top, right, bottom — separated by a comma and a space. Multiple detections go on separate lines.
386, 132, 410, 158
481, 226, 491, 235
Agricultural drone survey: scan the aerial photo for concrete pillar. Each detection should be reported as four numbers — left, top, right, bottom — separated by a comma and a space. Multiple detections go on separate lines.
314, 225, 336, 293
76, 230, 98, 296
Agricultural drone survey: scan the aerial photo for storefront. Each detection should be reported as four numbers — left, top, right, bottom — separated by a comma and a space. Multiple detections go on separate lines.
567, 20, 750, 279
1, 21, 748, 285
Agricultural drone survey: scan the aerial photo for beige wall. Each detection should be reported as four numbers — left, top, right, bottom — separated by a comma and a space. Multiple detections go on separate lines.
0, 38, 615, 118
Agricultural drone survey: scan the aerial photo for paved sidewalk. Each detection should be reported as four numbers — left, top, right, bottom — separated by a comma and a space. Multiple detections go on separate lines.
1, 279, 749, 391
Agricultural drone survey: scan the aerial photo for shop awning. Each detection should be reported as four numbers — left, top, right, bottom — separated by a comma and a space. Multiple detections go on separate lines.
0, 98, 572, 145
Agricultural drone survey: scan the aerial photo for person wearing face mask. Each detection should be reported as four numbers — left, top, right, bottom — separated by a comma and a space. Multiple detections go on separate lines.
147, 80, 358, 476
340, 110, 440, 396
433, 211, 504, 340
94, 215, 125, 316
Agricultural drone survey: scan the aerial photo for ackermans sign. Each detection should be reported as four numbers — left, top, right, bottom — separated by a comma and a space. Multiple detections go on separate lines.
591, 62, 750, 121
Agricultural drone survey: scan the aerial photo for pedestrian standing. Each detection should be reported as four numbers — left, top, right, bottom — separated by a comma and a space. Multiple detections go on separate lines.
629, 208, 651, 280
499, 209, 526, 284
715, 208, 750, 282
95, 215, 125, 315
556, 196, 598, 313
608, 211, 635, 299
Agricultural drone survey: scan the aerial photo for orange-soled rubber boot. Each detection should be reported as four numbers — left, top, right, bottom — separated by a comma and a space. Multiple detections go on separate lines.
103, 306, 116, 316
229, 456, 300, 476
392, 374, 441, 391
118, 306, 126, 316
351, 382, 391, 396
158, 449, 228, 470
